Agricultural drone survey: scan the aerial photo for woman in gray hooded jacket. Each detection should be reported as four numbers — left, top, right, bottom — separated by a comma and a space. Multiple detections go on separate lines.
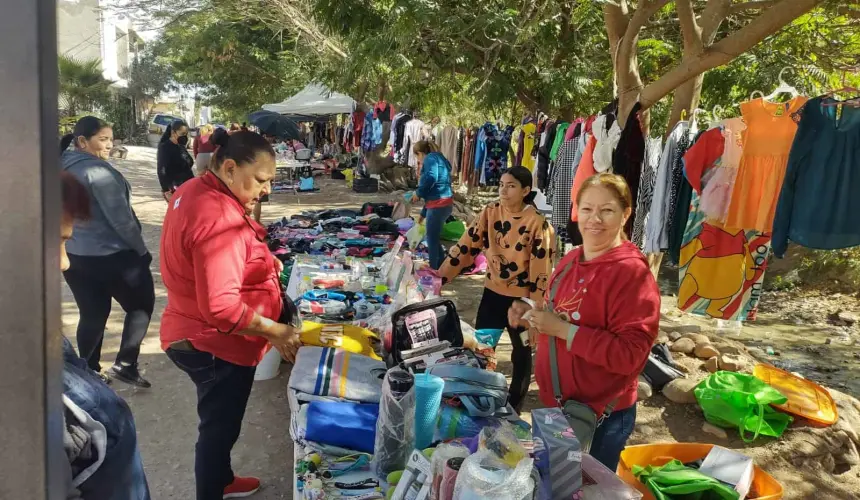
60, 116, 154, 388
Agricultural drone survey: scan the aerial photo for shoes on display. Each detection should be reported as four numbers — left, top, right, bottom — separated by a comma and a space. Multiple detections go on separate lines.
223, 476, 261, 498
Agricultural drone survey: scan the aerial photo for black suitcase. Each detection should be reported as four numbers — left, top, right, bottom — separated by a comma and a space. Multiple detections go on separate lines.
388, 298, 463, 364
352, 177, 379, 193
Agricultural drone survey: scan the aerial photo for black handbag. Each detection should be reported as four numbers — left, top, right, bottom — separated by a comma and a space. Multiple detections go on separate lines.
641, 345, 684, 391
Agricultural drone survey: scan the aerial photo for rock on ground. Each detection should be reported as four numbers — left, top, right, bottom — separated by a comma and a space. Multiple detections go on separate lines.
704, 356, 719, 373
670, 338, 696, 354
694, 341, 720, 360
663, 379, 700, 404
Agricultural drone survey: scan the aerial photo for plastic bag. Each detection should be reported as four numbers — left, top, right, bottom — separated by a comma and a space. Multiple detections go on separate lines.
478, 422, 528, 468
694, 371, 793, 442
452, 451, 535, 500
430, 442, 471, 500
372, 368, 416, 477
632, 459, 739, 500
441, 220, 467, 241
405, 221, 426, 249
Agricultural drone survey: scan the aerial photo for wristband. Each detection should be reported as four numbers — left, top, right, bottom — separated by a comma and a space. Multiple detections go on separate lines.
566, 324, 579, 351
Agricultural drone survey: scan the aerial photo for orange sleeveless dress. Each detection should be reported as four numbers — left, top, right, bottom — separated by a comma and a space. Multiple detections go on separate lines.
725, 96, 807, 232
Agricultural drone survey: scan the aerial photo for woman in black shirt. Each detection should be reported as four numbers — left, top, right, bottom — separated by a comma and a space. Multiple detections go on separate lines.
157, 119, 195, 202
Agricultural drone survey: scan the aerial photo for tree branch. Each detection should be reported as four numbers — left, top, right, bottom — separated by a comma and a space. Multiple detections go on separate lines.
676, 0, 702, 51
729, 0, 780, 14
701, 0, 732, 41
640, 0, 826, 109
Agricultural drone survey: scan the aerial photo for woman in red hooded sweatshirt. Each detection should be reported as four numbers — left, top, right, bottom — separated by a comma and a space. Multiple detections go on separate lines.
509, 173, 660, 471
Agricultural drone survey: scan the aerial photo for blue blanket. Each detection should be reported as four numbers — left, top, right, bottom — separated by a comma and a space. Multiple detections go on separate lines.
305, 401, 379, 454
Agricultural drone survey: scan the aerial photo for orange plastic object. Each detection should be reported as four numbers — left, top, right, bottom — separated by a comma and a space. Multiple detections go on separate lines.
753, 363, 838, 426
618, 443, 784, 500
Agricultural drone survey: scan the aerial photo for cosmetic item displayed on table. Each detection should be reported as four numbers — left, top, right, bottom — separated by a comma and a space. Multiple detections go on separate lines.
373, 369, 417, 477
531, 407, 583, 499
414, 373, 446, 449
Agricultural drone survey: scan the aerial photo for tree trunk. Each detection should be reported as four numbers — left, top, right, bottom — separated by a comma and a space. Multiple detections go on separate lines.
666, 74, 704, 136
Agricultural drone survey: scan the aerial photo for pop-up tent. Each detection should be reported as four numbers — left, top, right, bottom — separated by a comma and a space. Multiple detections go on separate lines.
262, 83, 355, 120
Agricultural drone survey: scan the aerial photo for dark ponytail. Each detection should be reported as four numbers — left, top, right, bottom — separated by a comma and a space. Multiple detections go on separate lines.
502, 166, 537, 207
210, 130, 275, 171
160, 119, 187, 143
60, 116, 110, 153
60, 134, 75, 153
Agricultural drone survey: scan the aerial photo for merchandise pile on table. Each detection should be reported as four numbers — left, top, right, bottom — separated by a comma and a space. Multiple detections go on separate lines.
269, 204, 810, 500
267, 203, 429, 263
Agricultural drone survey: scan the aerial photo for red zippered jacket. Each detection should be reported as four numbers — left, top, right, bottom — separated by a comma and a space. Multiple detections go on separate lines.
535, 241, 660, 414
159, 172, 282, 366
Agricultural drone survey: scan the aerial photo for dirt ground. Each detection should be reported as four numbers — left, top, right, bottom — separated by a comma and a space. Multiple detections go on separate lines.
63, 147, 860, 499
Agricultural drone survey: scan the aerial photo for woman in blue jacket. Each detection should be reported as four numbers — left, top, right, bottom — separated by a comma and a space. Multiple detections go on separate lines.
411, 141, 453, 269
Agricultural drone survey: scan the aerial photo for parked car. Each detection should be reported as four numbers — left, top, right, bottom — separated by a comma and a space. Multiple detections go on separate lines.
146, 113, 183, 147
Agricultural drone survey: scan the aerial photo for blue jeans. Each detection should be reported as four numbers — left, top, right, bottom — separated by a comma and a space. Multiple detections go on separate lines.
167, 347, 256, 500
590, 403, 637, 471
423, 204, 453, 269
62, 338, 151, 500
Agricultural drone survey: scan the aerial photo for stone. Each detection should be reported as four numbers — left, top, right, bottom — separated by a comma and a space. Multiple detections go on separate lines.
705, 356, 719, 373
662, 324, 702, 334
668, 331, 683, 341
694, 341, 720, 360
838, 311, 858, 325
715, 345, 746, 356
663, 379, 699, 404
702, 422, 728, 439
720, 354, 747, 373
655, 331, 670, 345
683, 333, 711, 345
636, 425, 654, 437
637, 375, 653, 400
670, 338, 696, 355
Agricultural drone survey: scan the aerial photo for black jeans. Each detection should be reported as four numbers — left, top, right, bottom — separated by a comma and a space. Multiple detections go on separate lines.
63, 251, 155, 371
475, 287, 530, 412
166, 348, 256, 500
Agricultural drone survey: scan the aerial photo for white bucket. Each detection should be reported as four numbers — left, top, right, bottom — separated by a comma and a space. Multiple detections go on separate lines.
255, 347, 282, 380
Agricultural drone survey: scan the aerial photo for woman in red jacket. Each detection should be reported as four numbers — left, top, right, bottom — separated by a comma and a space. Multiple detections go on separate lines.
509, 173, 660, 471
160, 131, 301, 500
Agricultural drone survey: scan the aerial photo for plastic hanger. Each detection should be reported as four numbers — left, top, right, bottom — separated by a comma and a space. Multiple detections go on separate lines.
691, 108, 707, 131
751, 67, 799, 101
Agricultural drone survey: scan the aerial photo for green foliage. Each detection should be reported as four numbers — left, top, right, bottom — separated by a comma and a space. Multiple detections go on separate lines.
58, 55, 114, 116
150, 7, 307, 118
798, 248, 860, 292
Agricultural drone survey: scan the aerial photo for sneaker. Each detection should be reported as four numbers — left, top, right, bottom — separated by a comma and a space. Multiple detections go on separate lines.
223, 476, 260, 498
106, 364, 152, 389
96, 372, 112, 385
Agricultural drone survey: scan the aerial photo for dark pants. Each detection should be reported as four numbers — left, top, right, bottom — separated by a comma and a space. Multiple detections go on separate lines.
475, 287, 530, 412
166, 348, 256, 500
423, 204, 454, 269
63, 338, 151, 500
590, 403, 637, 471
63, 251, 155, 372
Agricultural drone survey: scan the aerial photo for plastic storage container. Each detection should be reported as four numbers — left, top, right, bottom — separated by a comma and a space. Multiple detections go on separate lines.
618, 443, 783, 500
753, 363, 838, 426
